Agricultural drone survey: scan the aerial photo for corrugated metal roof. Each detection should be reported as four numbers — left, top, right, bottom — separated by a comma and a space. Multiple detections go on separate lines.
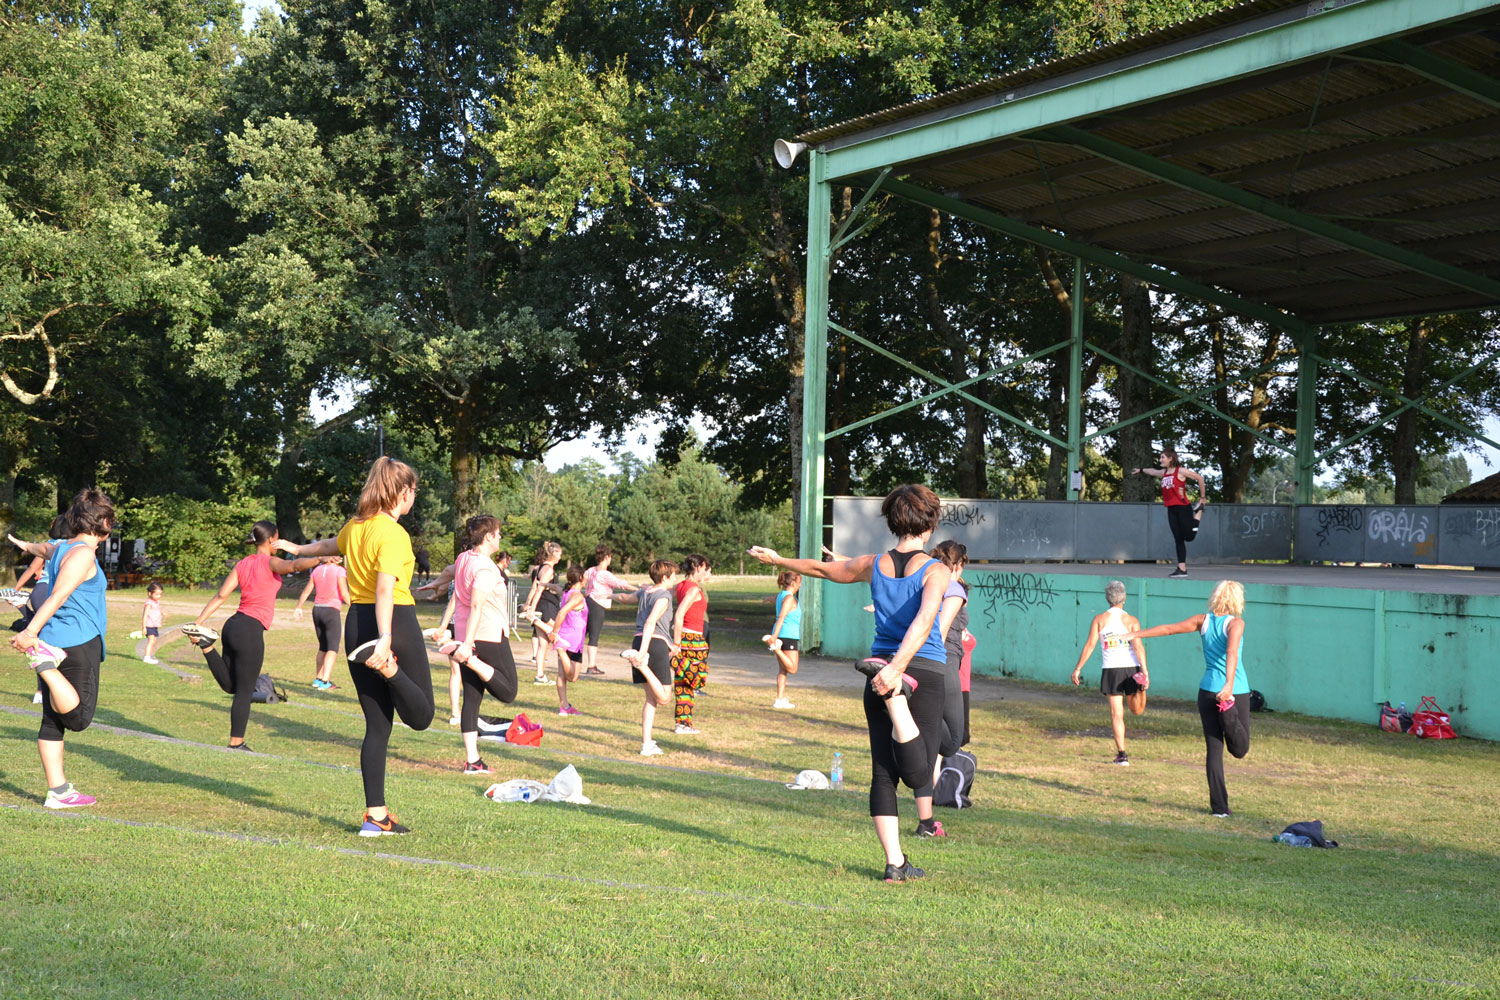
1443, 470, 1500, 503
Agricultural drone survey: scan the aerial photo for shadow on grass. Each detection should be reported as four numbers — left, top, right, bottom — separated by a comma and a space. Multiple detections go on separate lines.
70, 742, 347, 833
597, 801, 842, 872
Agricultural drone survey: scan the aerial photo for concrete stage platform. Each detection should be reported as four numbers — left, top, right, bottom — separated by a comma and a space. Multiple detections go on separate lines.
972, 561, 1500, 597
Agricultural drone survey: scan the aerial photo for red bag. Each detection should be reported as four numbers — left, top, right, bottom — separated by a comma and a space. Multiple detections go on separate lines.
505, 712, 544, 746
1409, 697, 1456, 740
1378, 702, 1407, 733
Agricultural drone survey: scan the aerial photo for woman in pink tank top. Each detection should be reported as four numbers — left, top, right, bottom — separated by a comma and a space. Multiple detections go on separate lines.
188, 521, 323, 750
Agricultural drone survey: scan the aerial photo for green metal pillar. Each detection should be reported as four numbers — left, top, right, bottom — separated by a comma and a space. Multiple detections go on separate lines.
798, 151, 831, 649
1066, 259, 1084, 500
1294, 327, 1318, 503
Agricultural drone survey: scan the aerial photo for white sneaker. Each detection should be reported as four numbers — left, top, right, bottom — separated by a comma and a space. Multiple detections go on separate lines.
143, 656, 160, 665
447, 716, 460, 726
772, 698, 795, 709
532, 675, 551, 685
32, 690, 43, 704
640, 741, 664, 757
619, 648, 644, 666
674, 724, 701, 735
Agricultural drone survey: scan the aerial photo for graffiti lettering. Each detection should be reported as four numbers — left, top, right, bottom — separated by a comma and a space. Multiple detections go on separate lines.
1236, 511, 1288, 539
1367, 509, 1429, 545
1442, 507, 1500, 550
1315, 506, 1362, 545
970, 572, 1056, 625
940, 502, 987, 528
999, 517, 1053, 553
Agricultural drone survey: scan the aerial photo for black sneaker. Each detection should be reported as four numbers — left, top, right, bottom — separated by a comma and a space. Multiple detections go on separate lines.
915, 819, 947, 838
855, 656, 888, 679
883, 855, 925, 882
181, 623, 220, 648
1113, 751, 1130, 766
462, 758, 492, 775
1168, 569, 1188, 578
227, 743, 253, 752
359, 812, 410, 837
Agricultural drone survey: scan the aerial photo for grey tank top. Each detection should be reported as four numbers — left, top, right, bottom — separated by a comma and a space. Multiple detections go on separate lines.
634, 586, 675, 642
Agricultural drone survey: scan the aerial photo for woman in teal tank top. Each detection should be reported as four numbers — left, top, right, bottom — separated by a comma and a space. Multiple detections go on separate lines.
1123, 580, 1252, 818
8, 489, 115, 809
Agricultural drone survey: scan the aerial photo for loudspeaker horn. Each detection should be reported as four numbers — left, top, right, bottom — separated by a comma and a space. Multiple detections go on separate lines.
773, 139, 808, 169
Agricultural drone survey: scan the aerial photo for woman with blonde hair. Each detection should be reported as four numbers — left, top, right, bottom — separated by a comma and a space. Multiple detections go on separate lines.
279, 457, 435, 836
1123, 580, 1251, 817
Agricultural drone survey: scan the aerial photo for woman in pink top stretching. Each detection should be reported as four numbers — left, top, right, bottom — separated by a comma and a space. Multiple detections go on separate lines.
534, 564, 588, 716
444, 515, 519, 774
581, 544, 636, 677
185, 521, 322, 749
293, 556, 349, 691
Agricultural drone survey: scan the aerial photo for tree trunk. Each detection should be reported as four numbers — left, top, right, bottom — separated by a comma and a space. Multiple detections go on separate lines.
1117, 275, 1158, 502
451, 397, 482, 553
0, 468, 16, 584
926, 210, 987, 496
1392, 318, 1431, 504
1210, 320, 1283, 502
273, 398, 311, 541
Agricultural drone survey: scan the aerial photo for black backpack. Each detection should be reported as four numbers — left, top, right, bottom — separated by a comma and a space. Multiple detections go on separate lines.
934, 749, 976, 809
250, 673, 287, 704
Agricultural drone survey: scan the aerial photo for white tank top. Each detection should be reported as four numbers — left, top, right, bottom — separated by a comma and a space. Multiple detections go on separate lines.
1099, 607, 1141, 670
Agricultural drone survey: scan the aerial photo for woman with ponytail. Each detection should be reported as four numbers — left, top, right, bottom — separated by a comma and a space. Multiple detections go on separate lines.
184, 522, 323, 750
280, 457, 435, 836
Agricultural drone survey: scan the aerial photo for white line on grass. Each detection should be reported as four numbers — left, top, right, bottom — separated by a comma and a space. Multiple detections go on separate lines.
0, 801, 836, 911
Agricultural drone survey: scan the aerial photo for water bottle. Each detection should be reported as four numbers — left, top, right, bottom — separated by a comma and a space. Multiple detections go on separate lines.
1399, 701, 1406, 714
1272, 832, 1312, 847
830, 752, 843, 790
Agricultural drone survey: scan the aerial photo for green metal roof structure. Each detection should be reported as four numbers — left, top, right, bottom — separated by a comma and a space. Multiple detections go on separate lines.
784, 0, 1500, 645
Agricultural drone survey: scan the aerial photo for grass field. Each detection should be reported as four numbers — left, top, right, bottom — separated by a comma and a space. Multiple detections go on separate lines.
2, 581, 1498, 999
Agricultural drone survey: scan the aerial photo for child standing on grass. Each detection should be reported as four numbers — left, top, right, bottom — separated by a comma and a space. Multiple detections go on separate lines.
1122, 580, 1250, 817
141, 582, 164, 664
7, 489, 116, 809
1070, 580, 1149, 767
629, 560, 678, 756
766, 570, 801, 709
670, 554, 712, 735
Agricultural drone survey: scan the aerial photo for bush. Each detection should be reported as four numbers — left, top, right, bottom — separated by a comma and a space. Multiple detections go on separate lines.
118, 496, 271, 588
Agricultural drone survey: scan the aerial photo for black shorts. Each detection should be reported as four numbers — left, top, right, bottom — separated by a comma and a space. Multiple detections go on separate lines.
144, 627, 160, 637
566, 648, 583, 663
585, 597, 607, 646
39, 636, 101, 741
312, 606, 341, 653
631, 636, 671, 686
777, 637, 800, 652
1101, 666, 1143, 697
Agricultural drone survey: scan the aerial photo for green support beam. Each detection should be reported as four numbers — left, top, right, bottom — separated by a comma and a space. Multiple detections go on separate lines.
1349, 40, 1500, 111
820, 0, 1496, 180
876, 176, 1311, 335
798, 153, 830, 650
1066, 260, 1084, 500
1294, 328, 1319, 504
1034, 125, 1500, 303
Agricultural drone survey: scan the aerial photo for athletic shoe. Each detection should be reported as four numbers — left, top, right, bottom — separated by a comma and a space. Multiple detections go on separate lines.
44, 785, 96, 809
347, 637, 387, 666
640, 741, 664, 757
358, 812, 410, 837
422, 627, 450, 643
1192, 499, 1205, 514
1, 588, 31, 609
1131, 671, 1148, 687
532, 675, 551, 685
1211, 811, 1231, 818
227, 743, 253, 752
476, 716, 511, 734
583, 666, 606, 676
674, 724, 700, 735
557, 704, 581, 716
22, 639, 66, 672
619, 648, 644, 666
181, 622, 220, 644
772, 698, 795, 709
855, 657, 917, 696
447, 716, 460, 727
31, 690, 43, 704
916, 819, 947, 838
311, 679, 332, 691
1113, 751, 1130, 766
1168, 569, 1188, 578
462, 758, 492, 775
883, 856, 925, 882
142, 656, 160, 665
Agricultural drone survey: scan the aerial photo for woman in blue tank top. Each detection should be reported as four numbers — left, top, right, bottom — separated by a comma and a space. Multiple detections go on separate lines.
8, 489, 115, 809
750, 483, 952, 883
1123, 580, 1252, 817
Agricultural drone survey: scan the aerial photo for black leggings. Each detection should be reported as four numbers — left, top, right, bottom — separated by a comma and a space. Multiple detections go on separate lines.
585, 597, 607, 646
38, 636, 101, 742
346, 603, 435, 809
202, 612, 266, 741
865, 659, 946, 817
1166, 503, 1195, 564
1197, 689, 1251, 815
460, 638, 518, 733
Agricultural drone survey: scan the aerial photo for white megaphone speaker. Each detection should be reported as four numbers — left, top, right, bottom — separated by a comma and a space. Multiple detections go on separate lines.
774, 139, 808, 169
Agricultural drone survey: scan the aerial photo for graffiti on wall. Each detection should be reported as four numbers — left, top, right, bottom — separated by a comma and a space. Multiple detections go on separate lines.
970, 572, 1056, 626
1315, 506, 1362, 545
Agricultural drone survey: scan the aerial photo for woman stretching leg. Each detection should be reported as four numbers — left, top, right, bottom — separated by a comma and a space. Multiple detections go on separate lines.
750, 483, 951, 882
446, 515, 519, 773
187, 522, 322, 749
281, 457, 435, 836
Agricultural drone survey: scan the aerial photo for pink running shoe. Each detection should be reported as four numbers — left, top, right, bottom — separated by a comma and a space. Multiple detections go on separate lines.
557, 704, 581, 716
44, 785, 96, 809
437, 639, 492, 673
23, 639, 66, 672
1218, 697, 1236, 712
856, 657, 917, 695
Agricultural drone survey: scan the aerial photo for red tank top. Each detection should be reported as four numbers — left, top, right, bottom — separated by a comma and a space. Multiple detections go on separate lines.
1160, 468, 1189, 506
236, 553, 283, 629
675, 580, 706, 633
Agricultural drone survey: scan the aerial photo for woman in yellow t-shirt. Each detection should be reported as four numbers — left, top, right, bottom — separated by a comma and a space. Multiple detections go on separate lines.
280, 457, 434, 836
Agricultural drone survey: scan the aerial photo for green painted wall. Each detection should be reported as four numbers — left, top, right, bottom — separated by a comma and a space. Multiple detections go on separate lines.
817, 569, 1500, 741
